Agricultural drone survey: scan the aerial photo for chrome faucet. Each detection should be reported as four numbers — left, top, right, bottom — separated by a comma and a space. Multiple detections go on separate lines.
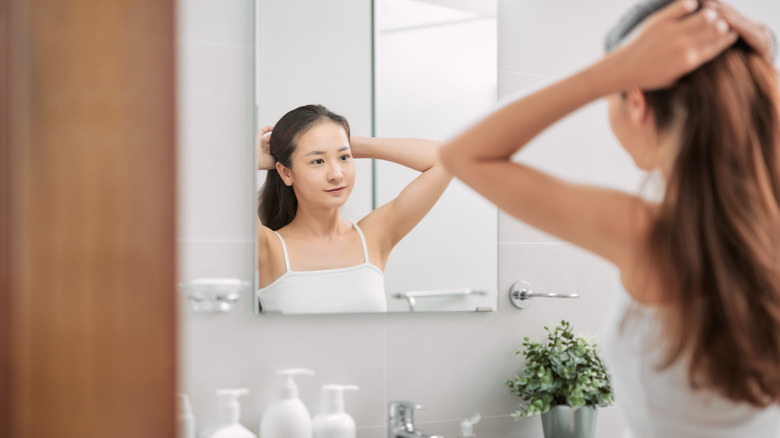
388, 401, 445, 438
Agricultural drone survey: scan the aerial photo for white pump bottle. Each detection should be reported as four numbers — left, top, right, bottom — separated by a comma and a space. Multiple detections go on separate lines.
312, 385, 359, 438
178, 394, 196, 438
260, 368, 315, 438
202, 388, 256, 438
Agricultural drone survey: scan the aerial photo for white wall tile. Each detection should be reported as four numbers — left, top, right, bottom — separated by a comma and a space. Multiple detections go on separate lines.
498, 0, 632, 76
178, 41, 255, 241
177, 0, 255, 47
384, 311, 525, 420
499, 211, 561, 244
178, 239, 254, 281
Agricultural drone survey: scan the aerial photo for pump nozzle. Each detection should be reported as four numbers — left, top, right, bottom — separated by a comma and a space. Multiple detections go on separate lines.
178, 393, 193, 417
459, 412, 481, 438
276, 368, 314, 399
321, 384, 359, 414
216, 388, 250, 425
178, 394, 196, 438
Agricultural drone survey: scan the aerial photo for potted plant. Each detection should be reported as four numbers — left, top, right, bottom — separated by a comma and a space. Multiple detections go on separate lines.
506, 320, 613, 438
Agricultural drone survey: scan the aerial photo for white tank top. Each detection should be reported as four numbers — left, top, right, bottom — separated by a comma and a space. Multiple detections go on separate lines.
256, 223, 387, 314
601, 275, 780, 438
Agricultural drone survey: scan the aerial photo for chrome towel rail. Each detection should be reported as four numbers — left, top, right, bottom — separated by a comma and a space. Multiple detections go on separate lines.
509, 280, 579, 309
393, 289, 487, 311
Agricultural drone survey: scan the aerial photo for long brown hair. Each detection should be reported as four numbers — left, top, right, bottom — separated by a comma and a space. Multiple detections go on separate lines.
608, 1, 780, 406
258, 104, 351, 230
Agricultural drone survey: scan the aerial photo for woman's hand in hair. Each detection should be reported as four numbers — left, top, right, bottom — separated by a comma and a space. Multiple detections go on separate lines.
707, 1, 775, 62
610, 0, 738, 91
257, 125, 276, 170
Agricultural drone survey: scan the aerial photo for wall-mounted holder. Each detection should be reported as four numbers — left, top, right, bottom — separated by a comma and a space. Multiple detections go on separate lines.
509, 280, 580, 309
392, 289, 488, 312
178, 278, 250, 312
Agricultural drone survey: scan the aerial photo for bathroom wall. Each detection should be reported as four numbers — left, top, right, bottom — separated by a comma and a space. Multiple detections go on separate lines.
178, 1, 780, 437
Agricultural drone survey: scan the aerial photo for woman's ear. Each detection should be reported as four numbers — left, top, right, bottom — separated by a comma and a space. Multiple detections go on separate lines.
276, 162, 293, 186
625, 88, 651, 125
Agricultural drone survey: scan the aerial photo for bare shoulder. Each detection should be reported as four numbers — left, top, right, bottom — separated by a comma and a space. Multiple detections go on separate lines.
256, 220, 289, 288
257, 219, 274, 246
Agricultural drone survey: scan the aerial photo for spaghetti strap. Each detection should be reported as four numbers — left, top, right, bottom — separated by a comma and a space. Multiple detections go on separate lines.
273, 231, 291, 273
352, 223, 370, 264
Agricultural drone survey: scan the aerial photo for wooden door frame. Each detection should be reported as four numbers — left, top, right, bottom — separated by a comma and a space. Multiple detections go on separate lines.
1, 1, 178, 437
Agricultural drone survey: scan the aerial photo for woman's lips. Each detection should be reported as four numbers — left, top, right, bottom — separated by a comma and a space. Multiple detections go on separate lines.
326, 186, 346, 194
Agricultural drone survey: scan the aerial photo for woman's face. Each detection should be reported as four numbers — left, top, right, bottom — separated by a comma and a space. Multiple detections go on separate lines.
284, 121, 355, 209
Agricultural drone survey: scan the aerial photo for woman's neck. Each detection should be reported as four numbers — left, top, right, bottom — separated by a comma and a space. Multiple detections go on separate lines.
286, 206, 350, 239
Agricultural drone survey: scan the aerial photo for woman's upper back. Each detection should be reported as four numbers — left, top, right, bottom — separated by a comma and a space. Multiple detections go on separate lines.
602, 277, 780, 438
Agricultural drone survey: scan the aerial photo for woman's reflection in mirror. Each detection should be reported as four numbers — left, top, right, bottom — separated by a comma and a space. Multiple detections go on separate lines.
256, 104, 452, 314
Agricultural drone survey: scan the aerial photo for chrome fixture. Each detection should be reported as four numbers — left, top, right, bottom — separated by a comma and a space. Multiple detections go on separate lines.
392, 289, 488, 312
509, 280, 580, 309
388, 401, 444, 438
178, 278, 250, 312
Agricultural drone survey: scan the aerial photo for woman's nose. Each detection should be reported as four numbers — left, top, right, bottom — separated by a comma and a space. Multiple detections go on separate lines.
327, 162, 343, 181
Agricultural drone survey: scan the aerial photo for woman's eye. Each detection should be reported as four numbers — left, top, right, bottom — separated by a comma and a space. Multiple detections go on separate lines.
339, 154, 351, 161
311, 158, 324, 165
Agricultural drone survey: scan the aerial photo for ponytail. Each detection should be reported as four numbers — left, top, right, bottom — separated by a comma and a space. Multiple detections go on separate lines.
648, 45, 780, 406
258, 170, 297, 231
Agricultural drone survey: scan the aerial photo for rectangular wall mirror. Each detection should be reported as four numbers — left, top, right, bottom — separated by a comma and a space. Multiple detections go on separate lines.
255, 0, 497, 314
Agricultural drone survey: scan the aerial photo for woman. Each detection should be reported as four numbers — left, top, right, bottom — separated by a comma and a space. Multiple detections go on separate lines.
441, 0, 779, 436
256, 104, 451, 314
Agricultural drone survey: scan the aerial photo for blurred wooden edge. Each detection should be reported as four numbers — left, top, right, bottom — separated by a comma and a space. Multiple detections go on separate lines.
1, 1, 177, 437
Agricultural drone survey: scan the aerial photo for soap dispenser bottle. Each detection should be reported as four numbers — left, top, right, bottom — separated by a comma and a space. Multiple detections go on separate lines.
178, 394, 196, 438
260, 368, 315, 438
312, 385, 358, 438
203, 389, 256, 438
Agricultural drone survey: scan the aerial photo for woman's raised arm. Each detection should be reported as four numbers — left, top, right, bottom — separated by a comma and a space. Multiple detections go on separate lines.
439, 0, 737, 265
352, 136, 453, 267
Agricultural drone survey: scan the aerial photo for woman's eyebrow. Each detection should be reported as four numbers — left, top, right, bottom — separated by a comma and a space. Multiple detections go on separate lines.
304, 146, 350, 156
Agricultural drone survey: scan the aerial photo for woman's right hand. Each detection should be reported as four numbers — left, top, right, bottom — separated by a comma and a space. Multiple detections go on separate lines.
707, 1, 775, 62
609, 0, 738, 91
257, 125, 275, 170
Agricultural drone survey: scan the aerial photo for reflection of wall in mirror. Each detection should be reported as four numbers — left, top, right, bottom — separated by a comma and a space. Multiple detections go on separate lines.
375, 0, 498, 311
